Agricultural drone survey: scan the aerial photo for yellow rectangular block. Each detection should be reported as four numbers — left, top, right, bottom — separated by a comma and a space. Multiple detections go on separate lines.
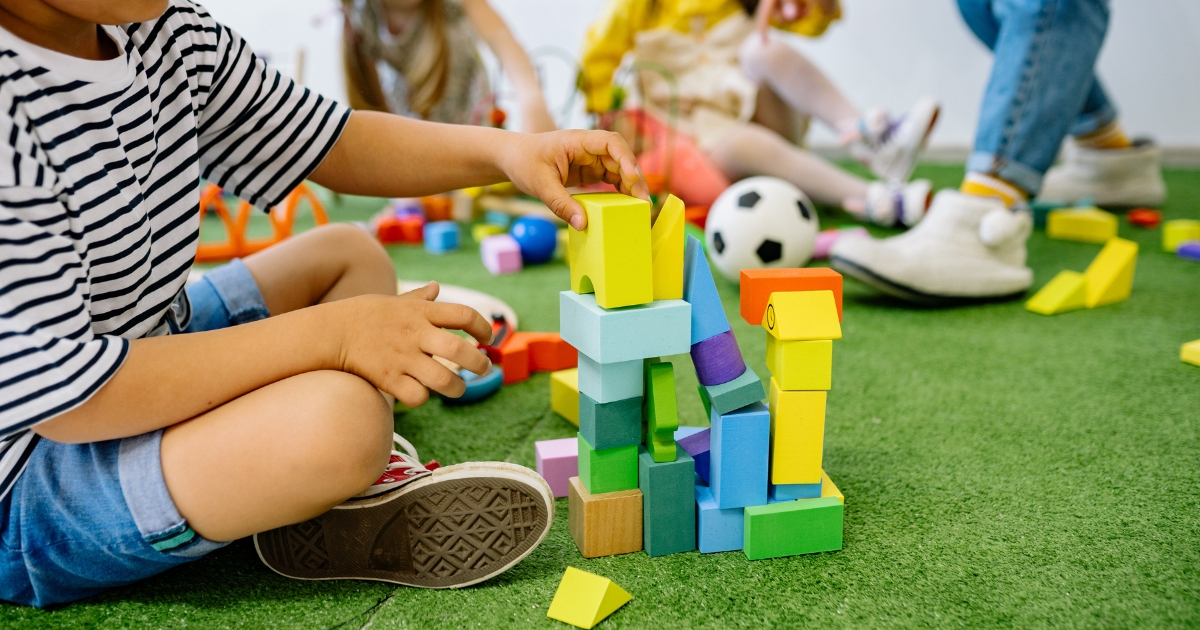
762, 291, 842, 341
768, 378, 825, 485
1083, 237, 1137, 308
1163, 219, 1200, 253
820, 470, 843, 504
1182, 339, 1200, 367
765, 335, 832, 390
568, 193, 653, 309
1025, 270, 1087, 315
650, 195, 685, 300
551, 368, 580, 426
1046, 207, 1118, 244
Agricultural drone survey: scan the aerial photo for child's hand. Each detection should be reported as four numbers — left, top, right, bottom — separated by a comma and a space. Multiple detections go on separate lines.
336, 282, 493, 407
498, 130, 650, 230
755, 0, 838, 40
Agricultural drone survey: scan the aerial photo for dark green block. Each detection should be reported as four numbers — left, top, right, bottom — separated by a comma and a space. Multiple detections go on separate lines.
701, 368, 765, 416
579, 392, 642, 449
638, 447, 695, 557
744, 496, 843, 560
578, 433, 638, 494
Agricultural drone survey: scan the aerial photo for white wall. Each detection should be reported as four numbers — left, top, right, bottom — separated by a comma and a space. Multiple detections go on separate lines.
202, 0, 1200, 150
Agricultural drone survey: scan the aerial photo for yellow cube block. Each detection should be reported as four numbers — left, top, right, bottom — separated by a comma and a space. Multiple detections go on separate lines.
546, 566, 632, 629
1046, 207, 1118, 243
820, 470, 844, 504
1182, 339, 1200, 367
650, 195, 685, 300
1083, 237, 1137, 308
568, 193, 653, 309
765, 334, 832, 390
551, 368, 580, 427
762, 290, 842, 341
768, 378, 825, 485
1163, 219, 1200, 253
1025, 270, 1087, 315
471, 223, 506, 243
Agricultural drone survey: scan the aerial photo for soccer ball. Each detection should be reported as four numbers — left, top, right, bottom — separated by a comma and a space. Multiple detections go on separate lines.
705, 177, 819, 282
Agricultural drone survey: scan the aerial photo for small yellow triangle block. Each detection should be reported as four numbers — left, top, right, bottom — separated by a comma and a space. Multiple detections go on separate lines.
820, 470, 844, 504
1025, 270, 1087, 315
1046, 207, 1118, 244
1083, 238, 1137, 308
546, 567, 632, 629
650, 195, 685, 300
1182, 339, 1200, 367
762, 291, 842, 340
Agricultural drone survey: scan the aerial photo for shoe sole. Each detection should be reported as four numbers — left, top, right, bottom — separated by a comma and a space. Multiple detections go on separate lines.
253, 462, 553, 589
830, 255, 1027, 307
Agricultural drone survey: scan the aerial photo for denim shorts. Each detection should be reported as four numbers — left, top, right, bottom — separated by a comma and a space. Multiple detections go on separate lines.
0, 259, 271, 608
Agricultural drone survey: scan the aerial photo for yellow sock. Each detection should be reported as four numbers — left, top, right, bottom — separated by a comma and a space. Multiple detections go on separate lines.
960, 173, 1027, 207
1075, 121, 1132, 149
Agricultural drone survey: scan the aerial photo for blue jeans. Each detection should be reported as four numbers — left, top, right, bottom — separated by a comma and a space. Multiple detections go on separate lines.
958, 0, 1115, 195
0, 260, 270, 608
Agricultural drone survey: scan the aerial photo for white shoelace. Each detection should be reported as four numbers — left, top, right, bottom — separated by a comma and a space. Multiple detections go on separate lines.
382, 433, 430, 479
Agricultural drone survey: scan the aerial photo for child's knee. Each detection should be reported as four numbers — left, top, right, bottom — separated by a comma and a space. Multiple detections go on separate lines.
315, 222, 393, 274
298, 371, 394, 491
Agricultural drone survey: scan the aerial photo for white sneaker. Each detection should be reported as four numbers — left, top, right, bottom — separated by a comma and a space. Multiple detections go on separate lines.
852, 97, 941, 183
1038, 139, 1167, 207
830, 190, 1033, 305
865, 179, 933, 227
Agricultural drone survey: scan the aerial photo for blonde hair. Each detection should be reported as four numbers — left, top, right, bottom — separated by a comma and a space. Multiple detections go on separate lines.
343, 0, 450, 119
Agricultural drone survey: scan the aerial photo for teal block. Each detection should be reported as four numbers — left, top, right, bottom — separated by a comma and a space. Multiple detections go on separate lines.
770, 481, 822, 501
744, 496, 843, 560
696, 484, 743, 553
577, 353, 643, 404
579, 392, 641, 449
683, 235, 731, 344
701, 367, 765, 416
638, 447, 696, 557
710, 401, 769, 509
559, 291, 691, 363
577, 433, 638, 494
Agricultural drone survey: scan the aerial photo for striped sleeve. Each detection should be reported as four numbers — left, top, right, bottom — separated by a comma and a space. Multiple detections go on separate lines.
0, 187, 129, 438
191, 8, 350, 210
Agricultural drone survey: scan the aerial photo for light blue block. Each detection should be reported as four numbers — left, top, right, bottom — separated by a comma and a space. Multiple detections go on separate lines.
683, 235, 731, 345
483, 210, 511, 228
559, 291, 691, 363
696, 484, 744, 553
710, 401, 769, 509
577, 353, 643, 403
770, 481, 822, 501
423, 221, 460, 254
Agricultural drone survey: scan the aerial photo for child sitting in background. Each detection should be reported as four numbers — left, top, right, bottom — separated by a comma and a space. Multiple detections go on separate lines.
0, 0, 643, 607
343, 0, 558, 133
582, 0, 940, 227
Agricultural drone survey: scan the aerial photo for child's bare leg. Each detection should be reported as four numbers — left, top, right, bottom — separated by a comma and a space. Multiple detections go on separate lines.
739, 34, 861, 138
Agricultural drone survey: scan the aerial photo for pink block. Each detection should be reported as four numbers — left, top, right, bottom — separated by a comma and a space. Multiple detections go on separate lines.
481, 234, 523, 275
812, 226, 869, 260
535, 437, 578, 498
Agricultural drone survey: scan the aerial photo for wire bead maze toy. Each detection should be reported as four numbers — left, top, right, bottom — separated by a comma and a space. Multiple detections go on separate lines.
194, 182, 329, 263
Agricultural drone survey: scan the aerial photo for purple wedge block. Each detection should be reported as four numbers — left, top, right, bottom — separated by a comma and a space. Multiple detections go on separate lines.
691, 329, 747, 386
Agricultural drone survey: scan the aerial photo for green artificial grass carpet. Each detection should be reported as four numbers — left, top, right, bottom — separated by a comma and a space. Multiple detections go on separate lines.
4, 165, 1198, 628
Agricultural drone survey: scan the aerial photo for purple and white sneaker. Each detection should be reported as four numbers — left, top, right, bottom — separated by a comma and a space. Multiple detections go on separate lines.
852, 97, 941, 183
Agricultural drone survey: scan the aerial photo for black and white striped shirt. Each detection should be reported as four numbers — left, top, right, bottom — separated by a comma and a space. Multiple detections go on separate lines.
0, 1, 349, 500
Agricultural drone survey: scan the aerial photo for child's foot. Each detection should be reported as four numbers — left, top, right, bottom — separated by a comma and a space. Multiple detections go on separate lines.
254, 451, 554, 589
851, 97, 941, 183
862, 179, 933, 227
1038, 139, 1166, 207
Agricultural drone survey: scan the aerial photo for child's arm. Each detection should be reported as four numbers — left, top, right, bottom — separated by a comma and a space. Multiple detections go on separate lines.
461, 0, 557, 134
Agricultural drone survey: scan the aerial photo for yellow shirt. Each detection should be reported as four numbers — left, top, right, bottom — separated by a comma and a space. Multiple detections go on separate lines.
580, 0, 839, 112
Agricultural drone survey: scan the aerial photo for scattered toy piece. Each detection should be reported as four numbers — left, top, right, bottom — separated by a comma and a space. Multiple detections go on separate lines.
472, 223, 506, 243
1025, 270, 1088, 315
440, 365, 503, 406
511, 215, 558, 264
551, 368, 580, 426
1178, 241, 1200, 262
546, 566, 632, 629
567, 477, 643, 558
1162, 219, 1200, 253
421, 195, 453, 222
1030, 199, 1067, 229
743, 496, 843, 560
423, 221, 460, 254
481, 234, 522, 275
1127, 208, 1161, 228
536, 437, 579, 498
1083, 237, 1137, 308
1182, 340, 1200, 367
1046, 207, 1118, 243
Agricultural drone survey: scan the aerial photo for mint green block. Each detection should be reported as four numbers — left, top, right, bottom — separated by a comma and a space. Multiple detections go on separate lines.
701, 368, 765, 416
744, 496, 843, 560
577, 433, 638, 494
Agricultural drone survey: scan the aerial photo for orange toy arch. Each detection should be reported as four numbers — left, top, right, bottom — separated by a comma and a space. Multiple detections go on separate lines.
195, 182, 328, 263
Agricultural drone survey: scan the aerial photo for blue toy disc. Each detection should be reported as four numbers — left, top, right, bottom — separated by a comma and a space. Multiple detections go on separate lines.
442, 365, 504, 405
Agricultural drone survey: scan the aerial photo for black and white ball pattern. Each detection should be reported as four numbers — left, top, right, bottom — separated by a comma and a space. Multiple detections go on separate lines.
705, 177, 819, 282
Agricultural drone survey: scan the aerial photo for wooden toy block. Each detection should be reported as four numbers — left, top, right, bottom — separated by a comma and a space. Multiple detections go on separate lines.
536, 437, 578, 498
740, 268, 844, 325
551, 368, 581, 426
770, 481, 822, 501
695, 484, 743, 553
546, 565, 633, 628
1179, 241, 1200, 262
1046, 207, 1118, 243
675, 426, 710, 484
644, 360, 679, 462
1182, 339, 1200, 367
567, 477, 643, 559
1127, 208, 1161, 229
1083, 237, 1137, 308
682, 235, 732, 344
560, 291, 691, 364
701, 367, 766, 417
577, 434, 638, 494
638, 447, 696, 557
577, 354, 643, 404
579, 392, 642, 450
472, 223, 506, 243
762, 291, 842, 341
568, 193, 654, 309
422, 220, 460, 254
651, 194, 686, 300
765, 336, 832, 390
1163, 219, 1200, 253
691, 329, 747, 387
485, 331, 578, 385
1025, 270, 1088, 315
768, 379, 826, 485
481, 234, 522, 275
710, 401, 770, 509
821, 470, 844, 504
743, 496, 843, 560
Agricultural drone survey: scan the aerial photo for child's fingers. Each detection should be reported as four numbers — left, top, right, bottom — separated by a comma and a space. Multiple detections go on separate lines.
755, 0, 776, 39
575, 131, 648, 201
399, 281, 440, 302
407, 355, 467, 399
421, 329, 491, 376
423, 302, 493, 345
389, 374, 430, 408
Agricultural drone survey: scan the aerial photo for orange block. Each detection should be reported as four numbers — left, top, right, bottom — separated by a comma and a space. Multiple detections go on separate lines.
422, 195, 453, 222
740, 268, 843, 325
485, 332, 578, 385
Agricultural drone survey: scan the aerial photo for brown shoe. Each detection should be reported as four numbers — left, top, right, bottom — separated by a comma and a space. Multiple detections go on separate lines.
254, 462, 554, 589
